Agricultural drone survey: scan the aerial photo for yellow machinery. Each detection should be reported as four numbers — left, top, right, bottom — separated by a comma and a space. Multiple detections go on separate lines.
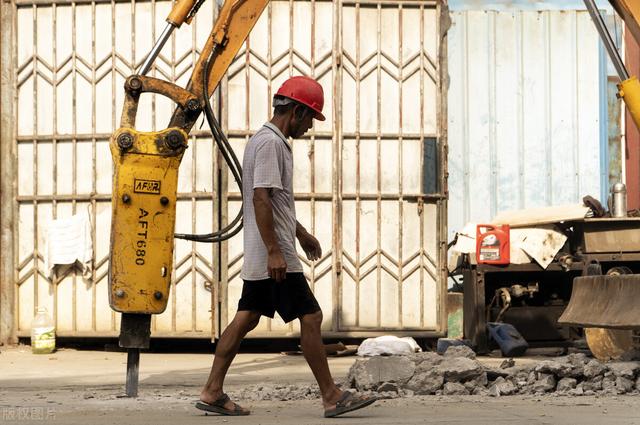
108, 0, 270, 396
107, 0, 640, 396
559, 0, 640, 360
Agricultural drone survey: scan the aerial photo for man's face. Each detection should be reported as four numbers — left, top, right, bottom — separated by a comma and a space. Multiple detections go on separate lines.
289, 105, 314, 139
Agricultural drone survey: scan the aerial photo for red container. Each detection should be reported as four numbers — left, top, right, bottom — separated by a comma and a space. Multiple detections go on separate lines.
476, 224, 510, 265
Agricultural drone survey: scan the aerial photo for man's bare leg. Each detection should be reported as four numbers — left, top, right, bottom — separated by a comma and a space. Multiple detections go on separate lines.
299, 311, 343, 409
200, 310, 261, 411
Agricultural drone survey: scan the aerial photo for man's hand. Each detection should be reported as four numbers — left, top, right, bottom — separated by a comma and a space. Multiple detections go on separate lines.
268, 247, 287, 282
297, 230, 322, 261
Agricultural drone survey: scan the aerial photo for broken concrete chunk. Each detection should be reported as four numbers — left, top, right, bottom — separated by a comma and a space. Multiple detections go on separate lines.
347, 356, 416, 390
473, 386, 490, 396
401, 389, 415, 397
601, 376, 617, 393
409, 352, 444, 370
500, 358, 515, 369
533, 373, 556, 393
619, 349, 640, 361
443, 345, 476, 360
488, 376, 517, 397
567, 353, 589, 366
615, 377, 635, 394
607, 361, 640, 379
405, 369, 444, 395
502, 364, 534, 377
463, 372, 488, 392
443, 382, 470, 395
438, 357, 484, 382
567, 386, 584, 396
377, 391, 399, 399
556, 377, 577, 392
377, 382, 399, 393
582, 376, 603, 392
483, 366, 510, 381
345, 352, 640, 398
535, 360, 576, 378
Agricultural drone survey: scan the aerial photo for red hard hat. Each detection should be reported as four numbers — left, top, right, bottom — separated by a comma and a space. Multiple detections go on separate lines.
275, 76, 326, 121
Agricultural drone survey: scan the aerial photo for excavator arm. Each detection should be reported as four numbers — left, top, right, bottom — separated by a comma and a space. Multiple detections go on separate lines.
608, 0, 640, 132
582, 0, 640, 131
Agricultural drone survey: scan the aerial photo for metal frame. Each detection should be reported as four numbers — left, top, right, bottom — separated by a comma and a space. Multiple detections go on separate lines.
3, 0, 449, 340
463, 261, 586, 353
1, 0, 18, 345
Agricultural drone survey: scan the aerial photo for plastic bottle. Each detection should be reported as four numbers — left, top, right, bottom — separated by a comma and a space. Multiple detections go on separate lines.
31, 307, 56, 354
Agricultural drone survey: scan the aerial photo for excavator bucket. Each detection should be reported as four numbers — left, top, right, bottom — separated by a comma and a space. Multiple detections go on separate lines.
584, 328, 639, 361
559, 274, 640, 329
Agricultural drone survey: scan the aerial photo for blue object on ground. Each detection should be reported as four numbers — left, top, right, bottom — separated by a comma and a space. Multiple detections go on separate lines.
487, 322, 528, 357
436, 338, 472, 354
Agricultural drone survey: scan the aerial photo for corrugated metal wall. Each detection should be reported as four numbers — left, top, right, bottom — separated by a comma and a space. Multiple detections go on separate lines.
447, 8, 606, 237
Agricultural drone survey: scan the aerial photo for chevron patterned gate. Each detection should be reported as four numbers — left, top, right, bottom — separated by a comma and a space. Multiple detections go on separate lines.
6, 0, 447, 339
221, 0, 448, 337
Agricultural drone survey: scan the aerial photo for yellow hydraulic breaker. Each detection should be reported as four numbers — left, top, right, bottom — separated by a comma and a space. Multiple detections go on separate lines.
109, 75, 200, 396
109, 76, 199, 315
108, 0, 270, 397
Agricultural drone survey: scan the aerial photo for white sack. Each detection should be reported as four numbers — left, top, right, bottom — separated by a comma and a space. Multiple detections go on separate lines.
356, 335, 422, 357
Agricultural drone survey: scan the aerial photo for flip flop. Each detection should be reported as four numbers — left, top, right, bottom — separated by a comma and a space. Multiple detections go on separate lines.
195, 393, 250, 416
324, 391, 377, 418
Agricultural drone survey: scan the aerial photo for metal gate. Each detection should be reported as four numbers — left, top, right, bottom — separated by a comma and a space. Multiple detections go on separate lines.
1, 0, 448, 341
221, 0, 448, 337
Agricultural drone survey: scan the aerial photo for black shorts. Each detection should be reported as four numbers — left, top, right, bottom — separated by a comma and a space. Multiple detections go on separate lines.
237, 272, 321, 323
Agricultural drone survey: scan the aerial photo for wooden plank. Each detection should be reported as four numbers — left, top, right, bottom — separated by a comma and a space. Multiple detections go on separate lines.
491, 204, 590, 227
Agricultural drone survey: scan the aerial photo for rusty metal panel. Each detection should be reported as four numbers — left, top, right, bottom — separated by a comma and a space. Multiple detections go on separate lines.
582, 217, 640, 253
625, 29, 640, 211
559, 274, 640, 329
1, 0, 18, 345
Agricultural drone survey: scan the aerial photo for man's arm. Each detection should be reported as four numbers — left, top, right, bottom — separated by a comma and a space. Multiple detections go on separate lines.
295, 221, 322, 261
253, 188, 287, 282
296, 221, 308, 239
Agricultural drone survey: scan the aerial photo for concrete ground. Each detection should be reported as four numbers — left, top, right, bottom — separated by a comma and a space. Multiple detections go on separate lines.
1, 345, 640, 425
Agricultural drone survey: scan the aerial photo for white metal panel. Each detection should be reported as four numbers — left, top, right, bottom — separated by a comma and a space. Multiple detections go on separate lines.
14, 0, 221, 337
447, 9, 604, 239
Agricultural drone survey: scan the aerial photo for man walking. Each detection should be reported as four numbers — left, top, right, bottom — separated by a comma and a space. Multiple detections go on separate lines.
196, 76, 376, 418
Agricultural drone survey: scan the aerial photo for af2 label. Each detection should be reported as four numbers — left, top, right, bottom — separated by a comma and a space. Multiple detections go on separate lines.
134, 179, 161, 194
